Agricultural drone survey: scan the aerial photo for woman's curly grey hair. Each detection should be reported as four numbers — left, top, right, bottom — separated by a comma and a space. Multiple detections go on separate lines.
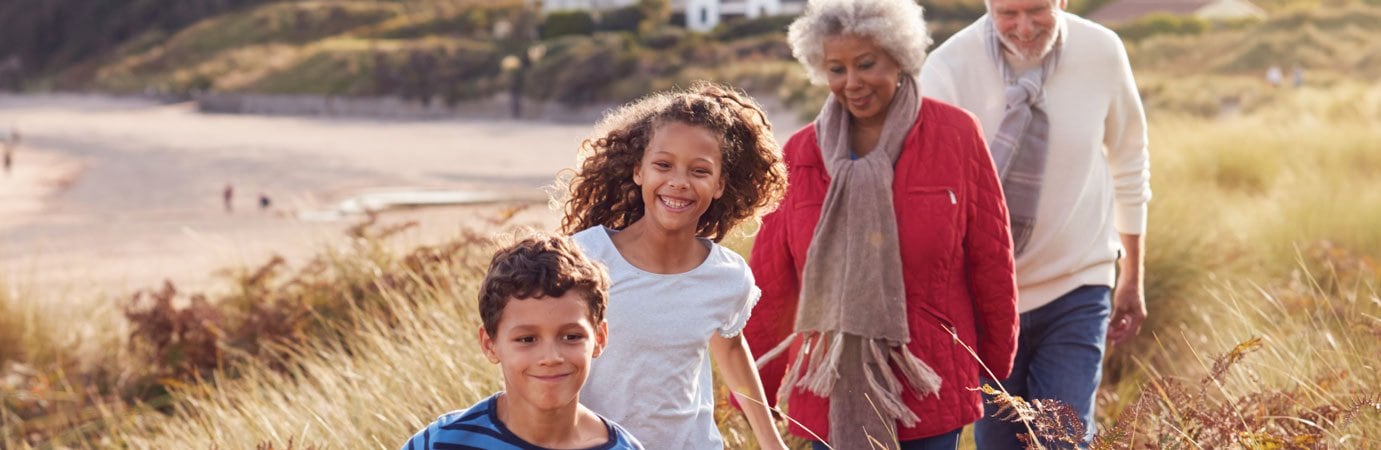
787, 0, 932, 85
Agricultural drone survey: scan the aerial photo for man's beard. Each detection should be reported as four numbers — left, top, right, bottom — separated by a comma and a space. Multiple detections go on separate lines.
998, 15, 1062, 63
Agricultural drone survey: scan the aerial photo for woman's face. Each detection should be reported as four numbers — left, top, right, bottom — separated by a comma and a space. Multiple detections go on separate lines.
822, 34, 901, 126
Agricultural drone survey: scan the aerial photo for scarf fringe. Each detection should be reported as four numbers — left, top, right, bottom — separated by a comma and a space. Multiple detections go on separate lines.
800, 332, 844, 396
893, 347, 943, 398
759, 331, 943, 428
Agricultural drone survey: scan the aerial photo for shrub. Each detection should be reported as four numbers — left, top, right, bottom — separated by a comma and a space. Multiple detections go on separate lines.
525, 33, 636, 105
540, 10, 595, 39
710, 14, 794, 41
366, 39, 503, 103
640, 26, 688, 50
597, 4, 644, 33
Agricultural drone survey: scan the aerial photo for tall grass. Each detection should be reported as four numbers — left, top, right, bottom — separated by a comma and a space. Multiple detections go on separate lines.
1079, 80, 1381, 447
115, 263, 499, 449
1, 276, 135, 449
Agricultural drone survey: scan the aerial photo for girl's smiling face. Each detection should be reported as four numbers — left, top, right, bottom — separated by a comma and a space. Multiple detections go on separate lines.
633, 121, 726, 235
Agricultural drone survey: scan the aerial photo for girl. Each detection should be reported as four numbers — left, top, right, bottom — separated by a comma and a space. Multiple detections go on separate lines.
559, 82, 789, 450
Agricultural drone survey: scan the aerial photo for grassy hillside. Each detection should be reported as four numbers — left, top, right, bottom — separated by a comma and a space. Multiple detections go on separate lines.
10, 0, 1381, 114
0, 0, 274, 83
86, 1, 520, 101
1127, 4, 1381, 78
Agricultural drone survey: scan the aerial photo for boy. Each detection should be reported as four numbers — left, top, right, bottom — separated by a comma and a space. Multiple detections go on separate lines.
400, 234, 643, 450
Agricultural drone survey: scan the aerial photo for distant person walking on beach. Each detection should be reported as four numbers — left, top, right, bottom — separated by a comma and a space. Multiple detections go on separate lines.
223, 184, 234, 212
1267, 65, 1284, 87
3, 127, 18, 176
258, 193, 271, 210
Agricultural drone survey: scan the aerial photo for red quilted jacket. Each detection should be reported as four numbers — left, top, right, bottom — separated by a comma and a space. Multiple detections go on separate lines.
744, 99, 1019, 441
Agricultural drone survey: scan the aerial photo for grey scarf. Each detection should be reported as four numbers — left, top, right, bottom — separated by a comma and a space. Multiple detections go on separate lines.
985, 15, 1063, 255
756, 76, 941, 447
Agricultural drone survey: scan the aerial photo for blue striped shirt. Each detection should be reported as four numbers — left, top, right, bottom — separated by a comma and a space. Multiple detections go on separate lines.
400, 394, 644, 450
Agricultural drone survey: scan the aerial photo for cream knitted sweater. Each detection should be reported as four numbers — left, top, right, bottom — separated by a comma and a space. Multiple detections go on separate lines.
921, 12, 1151, 312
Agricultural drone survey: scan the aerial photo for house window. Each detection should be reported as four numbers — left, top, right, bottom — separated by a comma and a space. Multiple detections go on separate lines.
701, 7, 709, 26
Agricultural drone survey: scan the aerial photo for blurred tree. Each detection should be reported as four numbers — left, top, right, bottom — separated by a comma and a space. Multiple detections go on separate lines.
498, 4, 542, 118
637, 0, 672, 36
599, 5, 645, 33
0, 0, 273, 84
541, 10, 596, 39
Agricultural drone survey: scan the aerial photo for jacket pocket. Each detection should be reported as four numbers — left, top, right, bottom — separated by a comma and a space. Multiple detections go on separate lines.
898, 186, 961, 272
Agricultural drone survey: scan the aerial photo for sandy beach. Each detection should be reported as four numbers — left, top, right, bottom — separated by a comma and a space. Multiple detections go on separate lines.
0, 144, 83, 231
0, 94, 802, 300
0, 95, 588, 299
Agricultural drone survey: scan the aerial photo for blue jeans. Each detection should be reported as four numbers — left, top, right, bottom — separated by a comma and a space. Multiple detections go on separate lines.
974, 285, 1111, 449
811, 428, 961, 450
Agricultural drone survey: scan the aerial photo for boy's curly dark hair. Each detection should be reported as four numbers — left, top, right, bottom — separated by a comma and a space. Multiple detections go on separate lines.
479, 233, 609, 337
558, 81, 787, 242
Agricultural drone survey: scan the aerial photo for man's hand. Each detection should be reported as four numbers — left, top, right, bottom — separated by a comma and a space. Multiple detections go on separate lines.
1108, 233, 1146, 349
1106, 275, 1145, 348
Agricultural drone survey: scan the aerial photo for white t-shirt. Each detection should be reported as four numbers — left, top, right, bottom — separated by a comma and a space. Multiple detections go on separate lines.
572, 226, 760, 450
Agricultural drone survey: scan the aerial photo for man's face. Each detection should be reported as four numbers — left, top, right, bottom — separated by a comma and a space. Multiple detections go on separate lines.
990, 0, 1065, 62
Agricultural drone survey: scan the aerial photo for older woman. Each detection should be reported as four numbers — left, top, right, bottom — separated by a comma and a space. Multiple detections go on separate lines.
742, 0, 1019, 448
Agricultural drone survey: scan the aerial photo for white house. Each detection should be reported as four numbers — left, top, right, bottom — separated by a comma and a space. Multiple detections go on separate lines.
541, 0, 805, 32
677, 0, 806, 31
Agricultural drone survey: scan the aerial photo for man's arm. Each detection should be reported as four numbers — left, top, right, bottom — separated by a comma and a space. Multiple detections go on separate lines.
1103, 33, 1152, 350
1108, 233, 1145, 347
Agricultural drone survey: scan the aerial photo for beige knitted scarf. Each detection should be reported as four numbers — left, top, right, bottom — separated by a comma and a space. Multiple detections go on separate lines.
757, 76, 941, 447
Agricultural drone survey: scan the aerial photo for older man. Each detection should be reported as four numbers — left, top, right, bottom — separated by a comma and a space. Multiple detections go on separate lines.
920, 0, 1151, 446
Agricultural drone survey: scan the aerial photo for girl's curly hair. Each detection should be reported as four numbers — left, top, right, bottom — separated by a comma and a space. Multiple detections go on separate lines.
558, 82, 787, 242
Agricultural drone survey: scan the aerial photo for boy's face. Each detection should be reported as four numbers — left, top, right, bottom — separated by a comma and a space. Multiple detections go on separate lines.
479, 291, 607, 413
633, 121, 726, 235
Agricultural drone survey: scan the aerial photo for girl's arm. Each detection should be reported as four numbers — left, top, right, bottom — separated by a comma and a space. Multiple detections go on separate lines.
710, 333, 788, 450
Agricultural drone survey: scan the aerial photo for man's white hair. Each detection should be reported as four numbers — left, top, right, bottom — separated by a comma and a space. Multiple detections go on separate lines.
787, 0, 932, 86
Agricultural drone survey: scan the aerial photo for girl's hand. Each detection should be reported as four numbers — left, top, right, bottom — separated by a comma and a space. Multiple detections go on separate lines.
711, 334, 791, 450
